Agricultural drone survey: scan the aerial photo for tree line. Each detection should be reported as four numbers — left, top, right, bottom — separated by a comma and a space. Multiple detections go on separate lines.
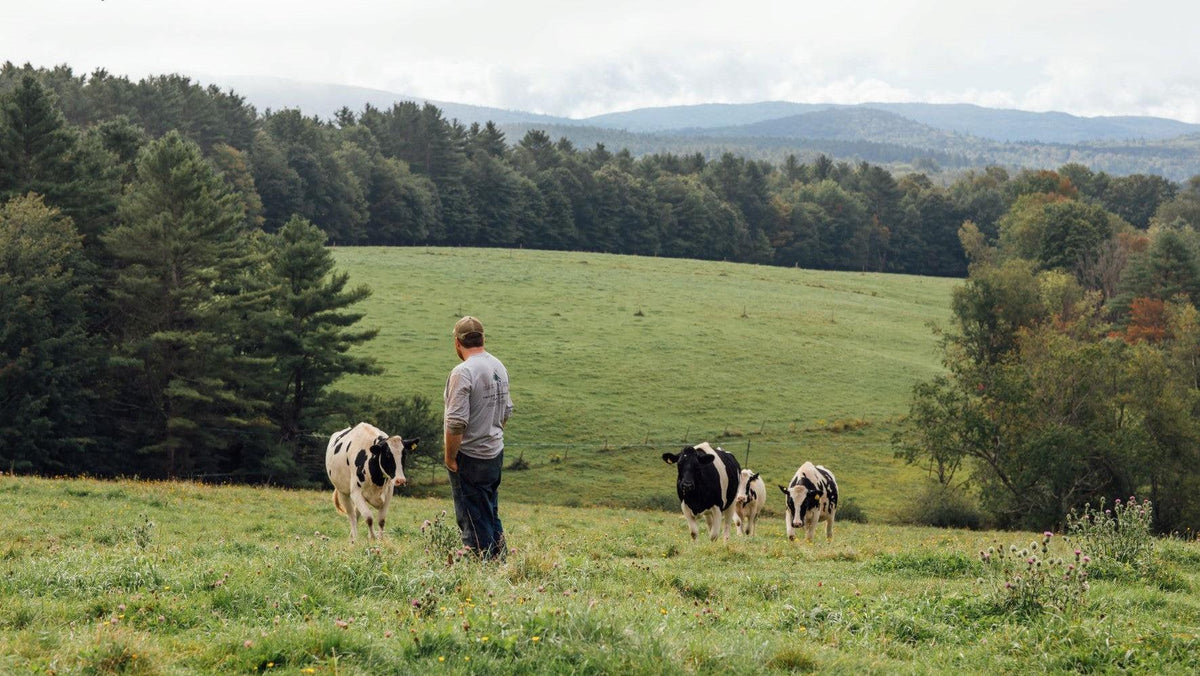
4, 64, 1200, 510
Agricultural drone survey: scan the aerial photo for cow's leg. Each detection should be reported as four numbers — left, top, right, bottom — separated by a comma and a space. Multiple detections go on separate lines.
351, 491, 377, 541
747, 506, 757, 535
681, 503, 700, 541
719, 505, 737, 541
825, 510, 835, 541
338, 491, 359, 542
786, 511, 796, 541
376, 494, 392, 539
805, 513, 817, 543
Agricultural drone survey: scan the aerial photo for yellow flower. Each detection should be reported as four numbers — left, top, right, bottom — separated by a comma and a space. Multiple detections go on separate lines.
532, 636, 540, 643
267, 663, 274, 668
438, 657, 445, 663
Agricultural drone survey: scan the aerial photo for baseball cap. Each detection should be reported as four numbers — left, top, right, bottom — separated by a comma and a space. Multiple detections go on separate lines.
453, 316, 484, 341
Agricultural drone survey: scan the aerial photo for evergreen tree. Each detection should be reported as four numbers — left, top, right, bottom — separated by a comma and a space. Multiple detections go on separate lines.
103, 131, 273, 477
265, 215, 379, 482
0, 195, 101, 473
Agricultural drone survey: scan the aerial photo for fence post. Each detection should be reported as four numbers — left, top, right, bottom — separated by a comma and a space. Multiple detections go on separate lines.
744, 439, 752, 467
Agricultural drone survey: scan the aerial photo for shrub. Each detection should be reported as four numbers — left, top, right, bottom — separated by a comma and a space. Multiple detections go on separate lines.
980, 531, 1090, 615
837, 497, 867, 523
1066, 496, 1154, 574
506, 453, 530, 471
419, 510, 465, 565
1065, 496, 1185, 589
901, 483, 984, 530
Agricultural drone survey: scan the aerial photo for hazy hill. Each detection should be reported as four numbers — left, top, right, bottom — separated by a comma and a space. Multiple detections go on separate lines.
202, 75, 1200, 178
693, 107, 972, 147
863, 102, 1200, 143
205, 74, 573, 126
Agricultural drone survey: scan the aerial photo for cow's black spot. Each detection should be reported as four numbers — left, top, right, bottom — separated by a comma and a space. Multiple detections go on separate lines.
333, 442, 343, 455
354, 450, 368, 484
368, 453, 386, 487
333, 427, 352, 444
380, 447, 397, 481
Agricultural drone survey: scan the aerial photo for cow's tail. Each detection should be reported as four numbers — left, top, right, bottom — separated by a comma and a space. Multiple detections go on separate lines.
332, 490, 347, 515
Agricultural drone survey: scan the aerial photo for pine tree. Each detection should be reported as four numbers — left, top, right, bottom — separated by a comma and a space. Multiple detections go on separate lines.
266, 215, 379, 481
0, 194, 101, 473
103, 131, 273, 477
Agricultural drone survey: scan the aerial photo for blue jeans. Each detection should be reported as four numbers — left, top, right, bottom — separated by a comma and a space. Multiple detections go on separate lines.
448, 451, 506, 560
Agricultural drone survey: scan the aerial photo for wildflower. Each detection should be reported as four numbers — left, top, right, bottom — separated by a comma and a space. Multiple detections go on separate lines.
267, 663, 274, 669
1082, 556, 1091, 564
1044, 531, 1053, 538
532, 636, 540, 643
385, 631, 394, 638
438, 657, 445, 662
244, 640, 253, 648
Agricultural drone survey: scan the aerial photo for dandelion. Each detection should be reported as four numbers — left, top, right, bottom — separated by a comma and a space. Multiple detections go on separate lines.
438, 656, 445, 662
267, 663, 274, 669
660, 608, 668, 615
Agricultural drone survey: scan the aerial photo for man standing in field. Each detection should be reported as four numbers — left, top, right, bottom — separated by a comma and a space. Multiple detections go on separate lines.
444, 316, 513, 560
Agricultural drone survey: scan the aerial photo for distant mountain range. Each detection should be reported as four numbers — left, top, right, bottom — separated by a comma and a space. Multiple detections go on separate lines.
207, 75, 1200, 180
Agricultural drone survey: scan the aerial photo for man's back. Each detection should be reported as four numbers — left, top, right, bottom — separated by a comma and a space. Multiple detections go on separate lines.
444, 351, 512, 460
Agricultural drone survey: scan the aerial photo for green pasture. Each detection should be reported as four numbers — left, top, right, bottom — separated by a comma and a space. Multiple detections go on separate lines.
334, 247, 957, 519
2, 476, 1196, 674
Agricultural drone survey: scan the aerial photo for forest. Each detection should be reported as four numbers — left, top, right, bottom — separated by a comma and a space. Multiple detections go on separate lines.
2, 63, 1199, 530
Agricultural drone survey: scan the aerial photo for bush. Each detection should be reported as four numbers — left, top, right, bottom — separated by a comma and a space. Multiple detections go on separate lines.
901, 483, 984, 530
837, 497, 867, 523
980, 532, 1090, 616
1066, 496, 1154, 573
506, 453, 530, 471
343, 393, 443, 473
1064, 496, 1186, 589
419, 510, 466, 566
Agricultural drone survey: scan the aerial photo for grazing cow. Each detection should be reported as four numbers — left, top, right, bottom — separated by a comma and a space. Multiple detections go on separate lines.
734, 469, 767, 535
325, 422, 418, 542
778, 462, 838, 542
662, 442, 741, 541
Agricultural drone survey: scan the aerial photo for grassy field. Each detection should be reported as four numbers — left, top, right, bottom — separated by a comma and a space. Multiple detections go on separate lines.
2, 476, 1196, 674
333, 247, 957, 521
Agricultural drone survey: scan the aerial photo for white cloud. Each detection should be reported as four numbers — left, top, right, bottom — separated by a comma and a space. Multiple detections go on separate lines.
5, 0, 1200, 121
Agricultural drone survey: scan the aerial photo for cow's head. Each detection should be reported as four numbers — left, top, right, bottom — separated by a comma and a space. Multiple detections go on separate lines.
662, 445, 716, 497
779, 479, 822, 529
375, 435, 418, 487
735, 470, 761, 505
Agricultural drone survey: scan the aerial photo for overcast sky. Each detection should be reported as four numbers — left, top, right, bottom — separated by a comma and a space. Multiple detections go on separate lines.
6, 0, 1200, 121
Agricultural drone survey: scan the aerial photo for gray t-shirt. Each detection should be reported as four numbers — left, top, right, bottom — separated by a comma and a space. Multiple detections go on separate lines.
444, 351, 512, 460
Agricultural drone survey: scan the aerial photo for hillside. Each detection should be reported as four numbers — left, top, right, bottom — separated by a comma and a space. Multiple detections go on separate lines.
332, 247, 956, 517
2, 475, 1196, 674
335, 247, 954, 444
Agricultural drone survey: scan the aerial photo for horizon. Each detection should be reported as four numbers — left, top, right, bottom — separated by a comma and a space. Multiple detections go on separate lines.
6, 1, 1200, 123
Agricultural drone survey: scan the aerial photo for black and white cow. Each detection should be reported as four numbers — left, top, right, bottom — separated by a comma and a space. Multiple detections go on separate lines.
662, 442, 741, 541
734, 469, 766, 536
778, 462, 838, 542
325, 422, 418, 542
